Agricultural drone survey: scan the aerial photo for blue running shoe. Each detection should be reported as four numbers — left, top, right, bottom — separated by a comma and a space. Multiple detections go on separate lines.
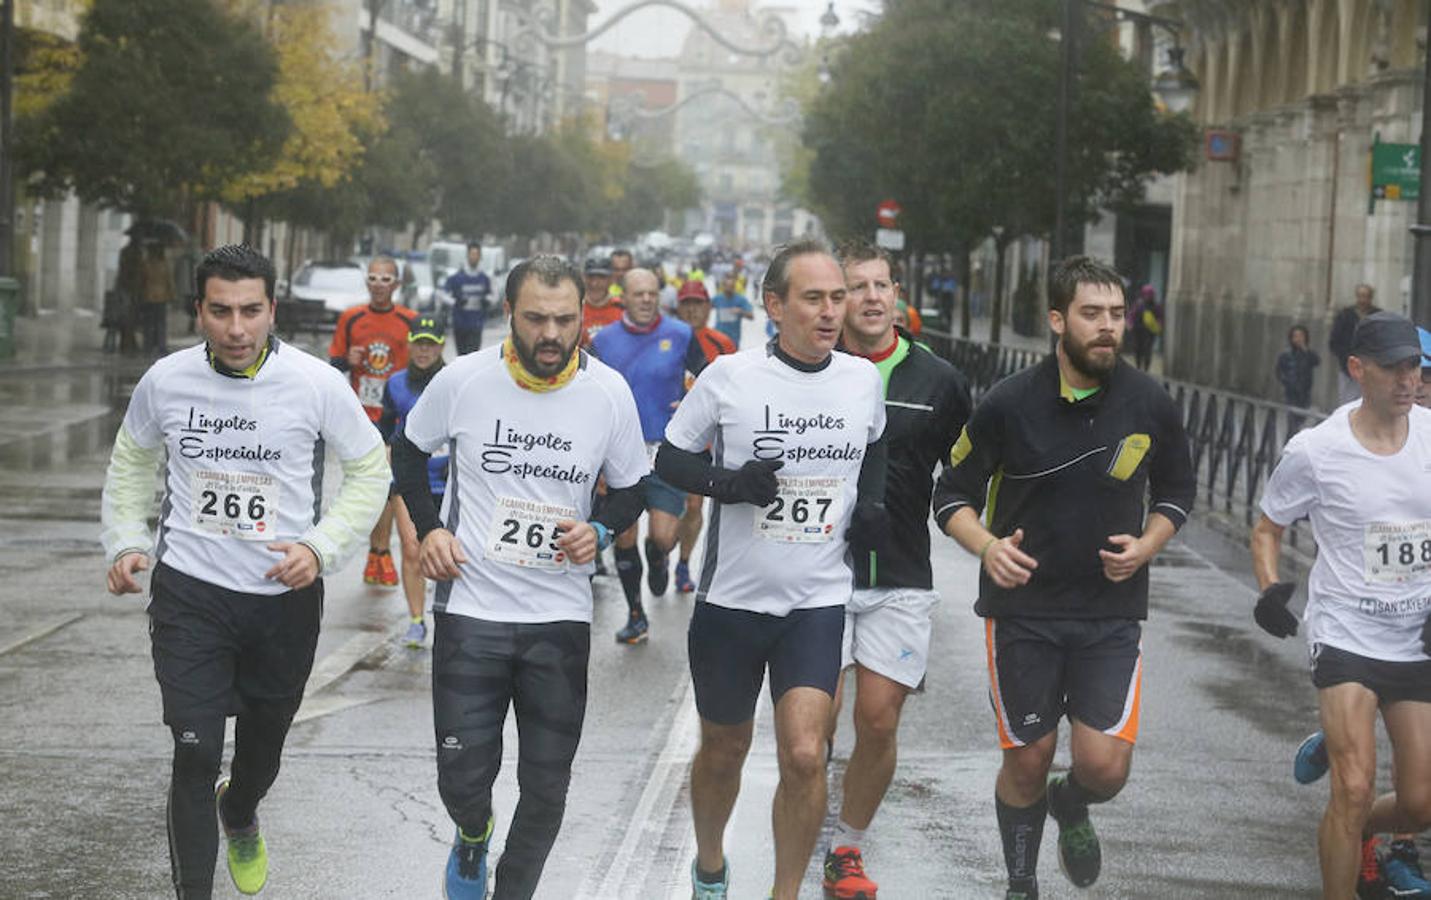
444, 818, 493, 900
691, 858, 729, 899
676, 561, 696, 594
1383, 839, 1431, 898
1294, 731, 1330, 785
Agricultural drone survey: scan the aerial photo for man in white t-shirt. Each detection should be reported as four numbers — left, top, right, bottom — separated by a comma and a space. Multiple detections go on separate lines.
655, 240, 888, 900
100, 244, 392, 899
1252, 311, 1431, 898
392, 255, 650, 900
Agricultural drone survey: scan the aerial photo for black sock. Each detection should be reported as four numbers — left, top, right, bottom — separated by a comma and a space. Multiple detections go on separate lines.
644, 538, 668, 571
695, 862, 726, 884
1051, 770, 1109, 821
996, 792, 1047, 882
614, 545, 643, 614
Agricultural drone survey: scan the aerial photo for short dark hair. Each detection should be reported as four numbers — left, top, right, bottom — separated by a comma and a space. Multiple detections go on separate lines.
1048, 255, 1124, 315
835, 239, 895, 280
505, 255, 585, 309
762, 239, 832, 301
467, 241, 482, 253
610, 248, 633, 264
195, 243, 276, 304
1288, 324, 1309, 342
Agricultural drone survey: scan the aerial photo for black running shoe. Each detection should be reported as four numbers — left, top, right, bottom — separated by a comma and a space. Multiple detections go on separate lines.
1005, 876, 1039, 899
1047, 775, 1101, 888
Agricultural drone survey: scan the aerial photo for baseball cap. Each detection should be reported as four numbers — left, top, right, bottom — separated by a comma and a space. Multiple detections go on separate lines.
408, 316, 445, 344
677, 280, 710, 302
583, 258, 611, 276
1351, 311, 1422, 366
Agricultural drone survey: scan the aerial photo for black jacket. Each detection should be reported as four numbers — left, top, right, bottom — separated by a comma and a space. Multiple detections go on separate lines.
851, 332, 971, 590
1328, 305, 1378, 374
1275, 346, 1319, 407
932, 355, 1195, 620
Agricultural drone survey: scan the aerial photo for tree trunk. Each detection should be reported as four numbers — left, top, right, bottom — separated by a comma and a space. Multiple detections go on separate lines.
990, 236, 1008, 345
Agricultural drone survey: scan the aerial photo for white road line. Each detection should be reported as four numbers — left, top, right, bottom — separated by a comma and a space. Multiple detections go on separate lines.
664, 683, 770, 900
578, 674, 701, 899
0, 613, 84, 657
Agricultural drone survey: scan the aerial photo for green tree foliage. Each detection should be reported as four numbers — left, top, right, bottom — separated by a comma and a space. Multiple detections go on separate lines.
800, 0, 1197, 249
15, 0, 289, 219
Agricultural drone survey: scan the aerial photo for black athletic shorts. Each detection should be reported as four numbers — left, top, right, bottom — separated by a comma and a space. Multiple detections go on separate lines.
1311, 643, 1431, 704
688, 601, 844, 725
148, 563, 323, 724
984, 616, 1143, 749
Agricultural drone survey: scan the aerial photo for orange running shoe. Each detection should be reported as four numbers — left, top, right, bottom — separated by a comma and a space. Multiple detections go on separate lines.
363, 551, 382, 585
823, 846, 877, 899
377, 551, 399, 587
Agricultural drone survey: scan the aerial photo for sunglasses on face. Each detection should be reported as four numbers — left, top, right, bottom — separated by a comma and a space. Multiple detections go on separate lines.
367, 273, 397, 285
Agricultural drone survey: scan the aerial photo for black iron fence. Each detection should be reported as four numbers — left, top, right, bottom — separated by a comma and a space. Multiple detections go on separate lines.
923, 329, 1322, 548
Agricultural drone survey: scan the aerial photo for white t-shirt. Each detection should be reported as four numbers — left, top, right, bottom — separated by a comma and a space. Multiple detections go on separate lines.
122, 342, 382, 595
665, 346, 885, 616
402, 346, 649, 623
1260, 404, 1431, 661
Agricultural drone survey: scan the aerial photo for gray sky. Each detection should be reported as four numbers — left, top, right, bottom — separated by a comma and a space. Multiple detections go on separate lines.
588, 0, 880, 60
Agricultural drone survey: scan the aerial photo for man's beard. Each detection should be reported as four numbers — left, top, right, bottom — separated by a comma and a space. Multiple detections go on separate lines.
513, 330, 577, 378
1062, 332, 1121, 380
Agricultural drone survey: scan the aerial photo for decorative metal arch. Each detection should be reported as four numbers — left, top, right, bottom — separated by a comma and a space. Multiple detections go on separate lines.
511, 0, 804, 66
613, 85, 801, 126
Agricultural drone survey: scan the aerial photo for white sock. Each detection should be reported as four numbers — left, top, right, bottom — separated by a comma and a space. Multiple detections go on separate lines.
830, 818, 866, 852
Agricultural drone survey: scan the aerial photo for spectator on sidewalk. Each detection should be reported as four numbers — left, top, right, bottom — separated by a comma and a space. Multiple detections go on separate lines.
1129, 285, 1162, 370
139, 242, 176, 356
1328, 283, 1379, 404
1276, 324, 1320, 434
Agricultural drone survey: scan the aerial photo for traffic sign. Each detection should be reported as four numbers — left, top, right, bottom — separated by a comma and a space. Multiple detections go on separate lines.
876, 200, 902, 229
875, 228, 905, 251
1372, 142, 1420, 201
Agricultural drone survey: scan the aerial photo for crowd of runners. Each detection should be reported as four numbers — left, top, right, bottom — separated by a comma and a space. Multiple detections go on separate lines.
98, 239, 1431, 899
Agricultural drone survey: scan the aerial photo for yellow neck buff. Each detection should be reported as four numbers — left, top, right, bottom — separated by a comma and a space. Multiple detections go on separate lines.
502, 336, 579, 393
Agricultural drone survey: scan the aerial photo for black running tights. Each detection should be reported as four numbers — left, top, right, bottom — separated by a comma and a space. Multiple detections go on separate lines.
433, 613, 590, 900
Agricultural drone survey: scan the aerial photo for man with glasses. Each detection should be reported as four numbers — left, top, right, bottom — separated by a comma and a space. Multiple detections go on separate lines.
329, 255, 418, 588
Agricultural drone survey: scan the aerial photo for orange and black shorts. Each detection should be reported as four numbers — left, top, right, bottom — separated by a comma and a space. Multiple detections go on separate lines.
984, 616, 1142, 749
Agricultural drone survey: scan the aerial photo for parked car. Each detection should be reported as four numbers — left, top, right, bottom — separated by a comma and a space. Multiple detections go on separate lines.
288, 261, 367, 324
401, 258, 438, 311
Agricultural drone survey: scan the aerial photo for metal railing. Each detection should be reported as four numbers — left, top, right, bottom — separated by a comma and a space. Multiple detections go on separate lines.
922, 329, 1322, 547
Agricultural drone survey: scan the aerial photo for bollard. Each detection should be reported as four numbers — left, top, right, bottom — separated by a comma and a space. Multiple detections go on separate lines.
0, 277, 18, 361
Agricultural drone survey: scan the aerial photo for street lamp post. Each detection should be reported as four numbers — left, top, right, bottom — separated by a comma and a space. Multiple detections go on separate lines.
0, 0, 14, 278
1052, 0, 1198, 263
1411, 0, 1431, 327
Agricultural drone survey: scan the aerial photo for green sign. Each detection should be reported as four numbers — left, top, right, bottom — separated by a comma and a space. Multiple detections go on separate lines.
1372, 142, 1420, 201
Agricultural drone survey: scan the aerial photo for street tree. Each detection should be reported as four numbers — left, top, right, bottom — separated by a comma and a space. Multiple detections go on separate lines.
799, 0, 1196, 338
15, 0, 289, 220
220, 2, 383, 243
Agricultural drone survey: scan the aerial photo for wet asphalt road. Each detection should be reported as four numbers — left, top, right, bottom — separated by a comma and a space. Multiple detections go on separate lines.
0, 326, 1363, 899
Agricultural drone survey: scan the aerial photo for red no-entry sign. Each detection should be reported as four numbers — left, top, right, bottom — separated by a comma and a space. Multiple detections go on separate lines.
876, 200, 902, 229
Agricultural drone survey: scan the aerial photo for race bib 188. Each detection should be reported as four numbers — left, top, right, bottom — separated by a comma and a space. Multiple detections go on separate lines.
485, 497, 576, 569
191, 470, 280, 540
754, 476, 843, 543
1364, 521, 1431, 583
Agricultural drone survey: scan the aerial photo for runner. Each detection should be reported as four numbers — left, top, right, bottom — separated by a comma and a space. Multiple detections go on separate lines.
671, 279, 737, 595
1252, 311, 1431, 899
581, 257, 622, 347
711, 273, 755, 349
329, 255, 418, 588
609, 248, 634, 302
100, 244, 391, 899
655, 240, 887, 900
823, 240, 971, 899
591, 267, 710, 643
377, 316, 450, 648
392, 255, 649, 900
443, 242, 493, 355
932, 255, 1195, 899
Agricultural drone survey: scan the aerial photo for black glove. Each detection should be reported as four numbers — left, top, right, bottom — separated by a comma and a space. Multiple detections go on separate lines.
1254, 581, 1299, 638
846, 502, 893, 559
1421, 612, 1431, 657
714, 459, 784, 506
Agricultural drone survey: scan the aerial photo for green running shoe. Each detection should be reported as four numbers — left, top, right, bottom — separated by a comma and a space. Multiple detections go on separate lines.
1047, 775, 1101, 888
215, 779, 268, 895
